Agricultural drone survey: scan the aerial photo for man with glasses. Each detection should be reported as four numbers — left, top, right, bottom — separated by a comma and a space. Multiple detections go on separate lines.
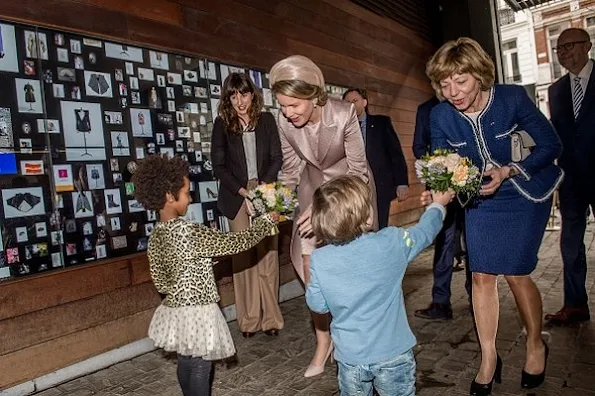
546, 28, 595, 325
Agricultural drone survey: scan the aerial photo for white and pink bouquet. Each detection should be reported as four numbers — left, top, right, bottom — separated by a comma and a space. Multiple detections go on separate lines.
248, 182, 298, 233
415, 149, 481, 199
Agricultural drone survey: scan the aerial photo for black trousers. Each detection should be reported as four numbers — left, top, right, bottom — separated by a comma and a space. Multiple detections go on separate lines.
177, 354, 213, 396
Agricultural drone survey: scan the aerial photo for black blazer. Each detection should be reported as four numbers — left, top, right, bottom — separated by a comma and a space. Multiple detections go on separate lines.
211, 112, 282, 219
365, 114, 408, 203
412, 96, 440, 159
549, 62, 595, 187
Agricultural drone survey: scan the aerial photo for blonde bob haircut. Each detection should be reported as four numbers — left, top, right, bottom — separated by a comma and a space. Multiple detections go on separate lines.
311, 175, 371, 245
269, 55, 328, 106
426, 37, 495, 99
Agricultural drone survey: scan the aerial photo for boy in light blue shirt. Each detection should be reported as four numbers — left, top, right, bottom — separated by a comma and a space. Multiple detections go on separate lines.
306, 175, 452, 396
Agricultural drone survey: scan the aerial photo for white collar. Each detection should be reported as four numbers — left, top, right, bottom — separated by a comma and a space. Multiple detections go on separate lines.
570, 59, 594, 81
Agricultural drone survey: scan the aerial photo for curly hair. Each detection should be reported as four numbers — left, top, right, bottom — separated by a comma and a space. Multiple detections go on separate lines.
217, 73, 263, 134
131, 155, 189, 211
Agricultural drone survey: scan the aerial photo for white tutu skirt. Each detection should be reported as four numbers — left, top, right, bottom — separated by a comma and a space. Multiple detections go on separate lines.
148, 303, 236, 360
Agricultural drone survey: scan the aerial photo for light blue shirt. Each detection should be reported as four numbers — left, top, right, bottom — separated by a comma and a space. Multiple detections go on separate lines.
306, 204, 445, 365
359, 114, 367, 146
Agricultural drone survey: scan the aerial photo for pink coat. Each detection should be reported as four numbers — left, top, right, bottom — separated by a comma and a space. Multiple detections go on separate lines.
277, 97, 378, 281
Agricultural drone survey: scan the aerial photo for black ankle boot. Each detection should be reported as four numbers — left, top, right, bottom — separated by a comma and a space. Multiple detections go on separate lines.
521, 341, 549, 389
469, 355, 502, 396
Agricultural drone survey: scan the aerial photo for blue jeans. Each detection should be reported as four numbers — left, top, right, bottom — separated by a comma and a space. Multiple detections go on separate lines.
337, 349, 416, 396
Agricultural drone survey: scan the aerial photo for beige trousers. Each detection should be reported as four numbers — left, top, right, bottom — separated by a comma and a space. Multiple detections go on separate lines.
228, 200, 284, 332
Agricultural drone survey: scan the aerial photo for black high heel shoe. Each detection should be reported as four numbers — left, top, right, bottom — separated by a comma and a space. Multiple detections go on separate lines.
521, 341, 549, 389
469, 355, 502, 396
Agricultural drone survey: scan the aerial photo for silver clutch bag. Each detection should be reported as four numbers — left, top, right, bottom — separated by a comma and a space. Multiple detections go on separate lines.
511, 130, 535, 162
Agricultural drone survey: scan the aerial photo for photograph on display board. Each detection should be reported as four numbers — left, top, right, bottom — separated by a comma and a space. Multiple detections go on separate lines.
2, 187, 45, 219
72, 191, 94, 218
84, 71, 113, 98
60, 101, 106, 160
104, 42, 144, 62
0, 24, 19, 72
0, 20, 299, 278
85, 163, 105, 190
130, 108, 153, 137
15, 78, 43, 113
24, 30, 48, 60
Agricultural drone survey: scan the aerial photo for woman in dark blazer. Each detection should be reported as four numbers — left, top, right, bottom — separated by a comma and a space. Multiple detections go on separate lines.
423, 38, 563, 395
211, 73, 284, 338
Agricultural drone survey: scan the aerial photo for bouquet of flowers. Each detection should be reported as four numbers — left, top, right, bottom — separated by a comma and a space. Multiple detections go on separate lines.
248, 182, 298, 234
415, 149, 481, 203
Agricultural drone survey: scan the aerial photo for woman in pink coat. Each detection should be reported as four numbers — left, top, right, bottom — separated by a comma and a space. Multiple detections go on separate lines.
269, 55, 378, 377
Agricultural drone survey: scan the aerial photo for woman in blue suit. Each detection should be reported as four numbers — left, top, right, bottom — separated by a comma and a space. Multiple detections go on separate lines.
422, 38, 563, 396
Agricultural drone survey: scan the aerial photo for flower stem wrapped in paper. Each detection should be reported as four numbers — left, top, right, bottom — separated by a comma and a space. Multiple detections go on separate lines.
415, 149, 481, 206
247, 182, 299, 235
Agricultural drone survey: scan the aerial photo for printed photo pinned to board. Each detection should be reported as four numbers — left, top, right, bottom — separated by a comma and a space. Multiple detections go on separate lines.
130, 108, 153, 137
111, 131, 130, 156
15, 79, 43, 113
0, 107, 14, 150
86, 163, 105, 190
84, 71, 113, 98
53, 164, 74, 192
198, 181, 219, 203
128, 199, 145, 213
60, 101, 106, 160
2, 186, 45, 219
0, 24, 19, 72
149, 51, 169, 70
104, 42, 144, 63
20, 160, 44, 175
138, 67, 155, 81
72, 190, 94, 218
24, 30, 48, 60
83, 38, 102, 48
183, 202, 204, 224
37, 119, 61, 134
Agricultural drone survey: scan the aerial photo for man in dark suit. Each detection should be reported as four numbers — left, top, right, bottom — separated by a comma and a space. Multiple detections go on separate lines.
412, 96, 471, 320
546, 28, 595, 325
343, 88, 409, 229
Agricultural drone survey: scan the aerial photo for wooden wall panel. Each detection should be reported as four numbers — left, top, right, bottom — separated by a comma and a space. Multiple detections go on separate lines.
0, 283, 160, 356
0, 0, 437, 389
0, 309, 154, 389
0, 259, 130, 321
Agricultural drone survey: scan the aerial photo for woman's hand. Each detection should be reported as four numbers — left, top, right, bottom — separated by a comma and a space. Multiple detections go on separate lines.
480, 166, 509, 196
297, 204, 313, 238
245, 198, 256, 217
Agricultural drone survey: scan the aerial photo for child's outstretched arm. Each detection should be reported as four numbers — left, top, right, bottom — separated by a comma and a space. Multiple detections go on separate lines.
396, 190, 454, 262
186, 215, 276, 258
305, 257, 329, 314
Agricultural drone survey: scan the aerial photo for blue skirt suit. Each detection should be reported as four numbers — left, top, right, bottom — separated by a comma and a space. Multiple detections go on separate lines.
430, 85, 564, 275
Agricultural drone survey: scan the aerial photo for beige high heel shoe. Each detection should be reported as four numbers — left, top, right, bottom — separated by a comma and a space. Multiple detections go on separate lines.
304, 343, 334, 378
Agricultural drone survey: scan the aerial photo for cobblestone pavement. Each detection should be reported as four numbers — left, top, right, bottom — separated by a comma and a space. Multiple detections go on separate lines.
39, 225, 595, 396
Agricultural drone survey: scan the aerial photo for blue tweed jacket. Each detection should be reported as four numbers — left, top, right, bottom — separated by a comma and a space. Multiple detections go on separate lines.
430, 84, 564, 202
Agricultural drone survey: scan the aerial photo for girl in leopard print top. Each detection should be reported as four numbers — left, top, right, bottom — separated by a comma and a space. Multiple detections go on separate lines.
132, 155, 275, 396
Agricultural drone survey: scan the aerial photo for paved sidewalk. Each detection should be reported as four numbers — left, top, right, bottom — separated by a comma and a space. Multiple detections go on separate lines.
39, 225, 595, 395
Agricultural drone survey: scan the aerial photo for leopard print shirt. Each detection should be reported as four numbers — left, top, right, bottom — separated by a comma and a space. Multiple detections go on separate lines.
147, 215, 275, 307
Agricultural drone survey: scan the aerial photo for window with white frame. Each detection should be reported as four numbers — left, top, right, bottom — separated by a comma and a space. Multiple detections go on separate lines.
502, 39, 521, 83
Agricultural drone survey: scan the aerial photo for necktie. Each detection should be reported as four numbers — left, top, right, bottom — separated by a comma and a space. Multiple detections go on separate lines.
572, 76, 584, 120
359, 120, 366, 145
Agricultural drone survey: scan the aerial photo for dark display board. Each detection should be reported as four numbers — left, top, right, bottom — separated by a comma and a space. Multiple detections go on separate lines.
0, 21, 348, 281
